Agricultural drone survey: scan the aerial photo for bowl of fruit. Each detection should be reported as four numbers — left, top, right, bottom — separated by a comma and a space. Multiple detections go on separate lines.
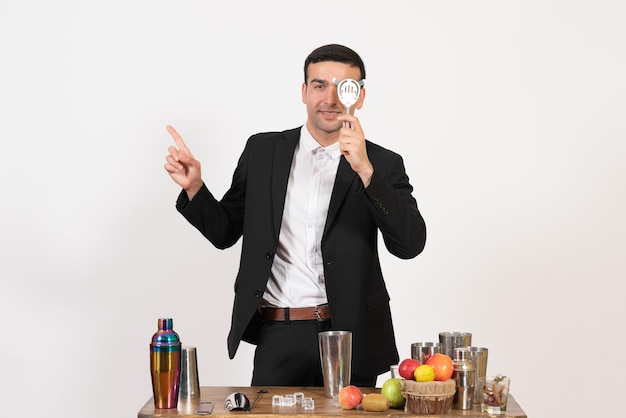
397, 354, 456, 414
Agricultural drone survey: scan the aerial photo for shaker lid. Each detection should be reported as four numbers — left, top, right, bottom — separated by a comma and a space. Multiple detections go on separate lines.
151, 318, 181, 346
453, 347, 470, 360
158, 318, 173, 330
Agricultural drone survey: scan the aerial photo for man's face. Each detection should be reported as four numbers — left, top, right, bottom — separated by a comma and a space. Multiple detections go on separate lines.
302, 61, 365, 142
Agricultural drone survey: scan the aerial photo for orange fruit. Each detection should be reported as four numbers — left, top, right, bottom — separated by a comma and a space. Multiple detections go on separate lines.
426, 353, 454, 381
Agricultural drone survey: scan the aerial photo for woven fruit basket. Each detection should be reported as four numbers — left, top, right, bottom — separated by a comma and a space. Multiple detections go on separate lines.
400, 379, 456, 415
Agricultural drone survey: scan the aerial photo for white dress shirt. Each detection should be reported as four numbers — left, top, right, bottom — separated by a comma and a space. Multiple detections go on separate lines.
262, 126, 341, 308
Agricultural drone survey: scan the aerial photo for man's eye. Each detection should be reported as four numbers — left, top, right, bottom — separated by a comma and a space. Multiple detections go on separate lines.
314, 84, 325, 89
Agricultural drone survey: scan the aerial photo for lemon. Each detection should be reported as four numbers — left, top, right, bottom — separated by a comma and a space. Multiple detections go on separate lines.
414, 364, 435, 382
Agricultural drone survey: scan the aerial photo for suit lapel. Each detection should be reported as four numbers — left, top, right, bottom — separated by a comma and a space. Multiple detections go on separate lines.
271, 128, 300, 239
270, 128, 357, 240
324, 156, 357, 236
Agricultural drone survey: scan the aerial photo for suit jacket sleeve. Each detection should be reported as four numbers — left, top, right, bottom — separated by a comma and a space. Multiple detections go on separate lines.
361, 149, 426, 259
175, 138, 251, 250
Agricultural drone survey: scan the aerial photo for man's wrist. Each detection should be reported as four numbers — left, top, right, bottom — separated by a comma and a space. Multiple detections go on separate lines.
358, 165, 374, 188
185, 182, 203, 201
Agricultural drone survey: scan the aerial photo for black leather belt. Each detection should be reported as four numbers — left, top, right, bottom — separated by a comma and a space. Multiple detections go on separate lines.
260, 304, 331, 322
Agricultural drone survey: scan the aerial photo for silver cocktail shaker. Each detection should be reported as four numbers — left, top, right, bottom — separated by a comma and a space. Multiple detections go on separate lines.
451, 347, 475, 410
150, 318, 182, 409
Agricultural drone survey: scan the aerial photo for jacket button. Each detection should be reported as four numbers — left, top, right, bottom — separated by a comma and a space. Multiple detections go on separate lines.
265, 252, 274, 260
254, 289, 263, 298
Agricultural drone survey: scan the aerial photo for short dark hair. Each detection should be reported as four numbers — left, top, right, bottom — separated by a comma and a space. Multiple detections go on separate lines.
303, 44, 366, 84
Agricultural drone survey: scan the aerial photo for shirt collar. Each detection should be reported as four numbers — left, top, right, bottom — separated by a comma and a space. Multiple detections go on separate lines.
300, 125, 342, 161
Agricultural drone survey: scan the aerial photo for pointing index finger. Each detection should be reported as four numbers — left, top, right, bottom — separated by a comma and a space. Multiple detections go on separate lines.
166, 124, 189, 151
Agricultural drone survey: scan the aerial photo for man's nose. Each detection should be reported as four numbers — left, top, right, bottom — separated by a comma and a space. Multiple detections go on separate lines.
323, 87, 339, 105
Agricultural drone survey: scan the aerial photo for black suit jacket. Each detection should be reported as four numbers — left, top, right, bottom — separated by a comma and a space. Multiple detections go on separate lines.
176, 127, 426, 378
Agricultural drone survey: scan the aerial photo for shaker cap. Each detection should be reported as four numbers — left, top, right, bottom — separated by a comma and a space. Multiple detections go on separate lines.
151, 318, 181, 348
158, 318, 174, 331
453, 347, 470, 361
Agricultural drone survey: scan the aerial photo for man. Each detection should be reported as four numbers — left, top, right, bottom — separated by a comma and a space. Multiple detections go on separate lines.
164, 44, 426, 387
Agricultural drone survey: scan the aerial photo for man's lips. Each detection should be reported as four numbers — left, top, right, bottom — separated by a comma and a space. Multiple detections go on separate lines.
319, 109, 342, 117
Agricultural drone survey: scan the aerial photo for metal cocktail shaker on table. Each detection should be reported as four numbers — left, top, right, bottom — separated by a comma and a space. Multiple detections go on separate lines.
318, 330, 352, 399
179, 346, 200, 400
150, 318, 182, 409
438, 331, 472, 358
451, 347, 475, 410
465, 346, 488, 405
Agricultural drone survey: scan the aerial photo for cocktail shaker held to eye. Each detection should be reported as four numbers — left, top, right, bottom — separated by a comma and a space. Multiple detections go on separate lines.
150, 318, 182, 409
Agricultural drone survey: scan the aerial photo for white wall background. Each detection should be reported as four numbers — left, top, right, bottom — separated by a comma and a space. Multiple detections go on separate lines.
2, 1, 624, 417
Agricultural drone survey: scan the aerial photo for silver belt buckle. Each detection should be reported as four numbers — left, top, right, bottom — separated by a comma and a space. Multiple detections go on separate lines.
314, 305, 325, 321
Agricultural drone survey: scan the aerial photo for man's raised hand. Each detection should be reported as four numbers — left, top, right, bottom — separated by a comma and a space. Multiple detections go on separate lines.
164, 125, 203, 200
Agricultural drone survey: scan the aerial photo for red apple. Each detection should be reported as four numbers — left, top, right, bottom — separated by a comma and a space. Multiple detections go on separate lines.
398, 358, 421, 380
338, 385, 363, 409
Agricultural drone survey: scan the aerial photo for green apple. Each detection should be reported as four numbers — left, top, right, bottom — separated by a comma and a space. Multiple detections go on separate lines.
381, 378, 405, 408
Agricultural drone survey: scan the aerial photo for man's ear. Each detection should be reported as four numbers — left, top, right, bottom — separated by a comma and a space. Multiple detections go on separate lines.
301, 82, 307, 104
355, 87, 366, 110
